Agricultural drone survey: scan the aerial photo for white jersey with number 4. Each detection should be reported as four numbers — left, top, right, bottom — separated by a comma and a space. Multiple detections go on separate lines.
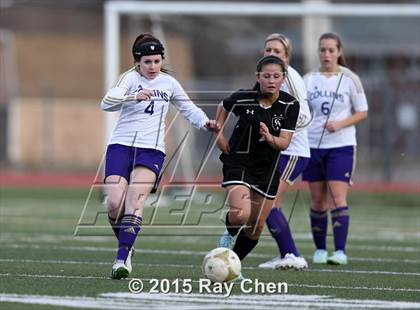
281, 66, 311, 158
100, 68, 209, 154
304, 66, 368, 149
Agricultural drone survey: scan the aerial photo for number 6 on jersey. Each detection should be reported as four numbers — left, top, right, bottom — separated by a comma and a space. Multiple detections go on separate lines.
321, 101, 330, 115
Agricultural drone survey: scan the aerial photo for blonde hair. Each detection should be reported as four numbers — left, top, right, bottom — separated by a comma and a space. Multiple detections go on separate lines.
265, 33, 292, 58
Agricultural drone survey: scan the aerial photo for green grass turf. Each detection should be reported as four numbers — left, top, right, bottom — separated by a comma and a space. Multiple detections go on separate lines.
0, 187, 419, 309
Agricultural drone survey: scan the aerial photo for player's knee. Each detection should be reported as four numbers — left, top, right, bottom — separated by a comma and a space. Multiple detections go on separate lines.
329, 193, 347, 208
124, 192, 147, 214
311, 200, 328, 212
332, 197, 347, 208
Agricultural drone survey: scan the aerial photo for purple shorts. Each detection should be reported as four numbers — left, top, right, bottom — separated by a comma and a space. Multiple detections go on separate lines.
105, 144, 165, 185
278, 155, 310, 185
302, 146, 355, 183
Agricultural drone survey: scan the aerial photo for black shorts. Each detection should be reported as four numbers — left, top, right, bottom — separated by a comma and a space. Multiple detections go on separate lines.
221, 164, 280, 199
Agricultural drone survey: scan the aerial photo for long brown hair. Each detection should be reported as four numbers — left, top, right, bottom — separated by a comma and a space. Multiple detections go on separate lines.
319, 32, 347, 67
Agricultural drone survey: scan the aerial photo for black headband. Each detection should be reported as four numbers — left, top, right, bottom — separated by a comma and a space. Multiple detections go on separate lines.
133, 42, 165, 60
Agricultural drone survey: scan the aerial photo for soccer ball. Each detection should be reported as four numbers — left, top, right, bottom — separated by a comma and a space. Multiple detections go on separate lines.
202, 247, 241, 282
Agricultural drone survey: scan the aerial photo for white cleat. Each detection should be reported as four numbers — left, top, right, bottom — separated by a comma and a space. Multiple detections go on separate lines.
313, 249, 328, 264
327, 250, 348, 265
125, 248, 135, 274
111, 260, 130, 280
277, 253, 308, 270
258, 256, 282, 269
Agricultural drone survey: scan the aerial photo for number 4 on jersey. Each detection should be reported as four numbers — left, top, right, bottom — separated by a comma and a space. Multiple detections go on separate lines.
145, 100, 155, 115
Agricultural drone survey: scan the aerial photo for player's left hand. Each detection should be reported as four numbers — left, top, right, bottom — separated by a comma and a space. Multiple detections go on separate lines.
325, 121, 342, 133
204, 120, 221, 132
259, 122, 274, 143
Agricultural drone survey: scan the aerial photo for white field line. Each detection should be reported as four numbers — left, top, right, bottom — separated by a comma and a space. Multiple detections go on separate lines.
0, 231, 419, 244
0, 273, 108, 280
1, 258, 420, 277
103, 292, 420, 308
0, 234, 114, 243
104, 291, 313, 307
2, 243, 420, 264
1, 293, 420, 310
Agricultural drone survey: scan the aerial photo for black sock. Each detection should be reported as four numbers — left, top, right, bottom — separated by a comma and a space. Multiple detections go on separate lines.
232, 228, 259, 260
108, 215, 123, 239
225, 212, 240, 237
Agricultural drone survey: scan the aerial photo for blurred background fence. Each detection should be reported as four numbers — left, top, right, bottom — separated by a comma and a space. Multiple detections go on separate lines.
0, 0, 419, 186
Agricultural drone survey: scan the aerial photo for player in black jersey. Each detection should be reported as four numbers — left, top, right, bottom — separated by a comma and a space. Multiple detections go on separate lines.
215, 55, 300, 264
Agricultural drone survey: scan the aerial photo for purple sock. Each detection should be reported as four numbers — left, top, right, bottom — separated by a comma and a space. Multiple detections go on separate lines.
108, 215, 123, 240
266, 208, 298, 257
310, 209, 328, 250
117, 214, 142, 261
331, 206, 349, 252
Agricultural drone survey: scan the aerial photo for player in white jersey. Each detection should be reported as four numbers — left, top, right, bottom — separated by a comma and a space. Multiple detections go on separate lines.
101, 33, 219, 279
302, 32, 368, 265
256, 34, 311, 270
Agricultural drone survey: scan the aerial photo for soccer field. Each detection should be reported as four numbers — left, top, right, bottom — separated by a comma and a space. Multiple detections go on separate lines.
0, 187, 419, 309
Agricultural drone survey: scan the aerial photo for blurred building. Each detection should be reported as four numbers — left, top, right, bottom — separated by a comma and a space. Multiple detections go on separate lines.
0, 0, 418, 182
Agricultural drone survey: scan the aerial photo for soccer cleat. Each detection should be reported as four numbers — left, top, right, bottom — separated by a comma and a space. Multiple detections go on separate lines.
278, 253, 308, 270
258, 256, 282, 269
111, 260, 130, 279
312, 249, 328, 264
218, 229, 235, 249
327, 250, 348, 265
125, 248, 135, 274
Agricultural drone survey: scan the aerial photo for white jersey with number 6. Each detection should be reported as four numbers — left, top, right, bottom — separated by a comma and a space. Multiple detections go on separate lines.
304, 66, 368, 149
100, 68, 209, 154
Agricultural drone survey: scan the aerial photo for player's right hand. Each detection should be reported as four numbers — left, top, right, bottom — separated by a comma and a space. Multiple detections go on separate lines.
216, 135, 230, 154
136, 89, 153, 101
